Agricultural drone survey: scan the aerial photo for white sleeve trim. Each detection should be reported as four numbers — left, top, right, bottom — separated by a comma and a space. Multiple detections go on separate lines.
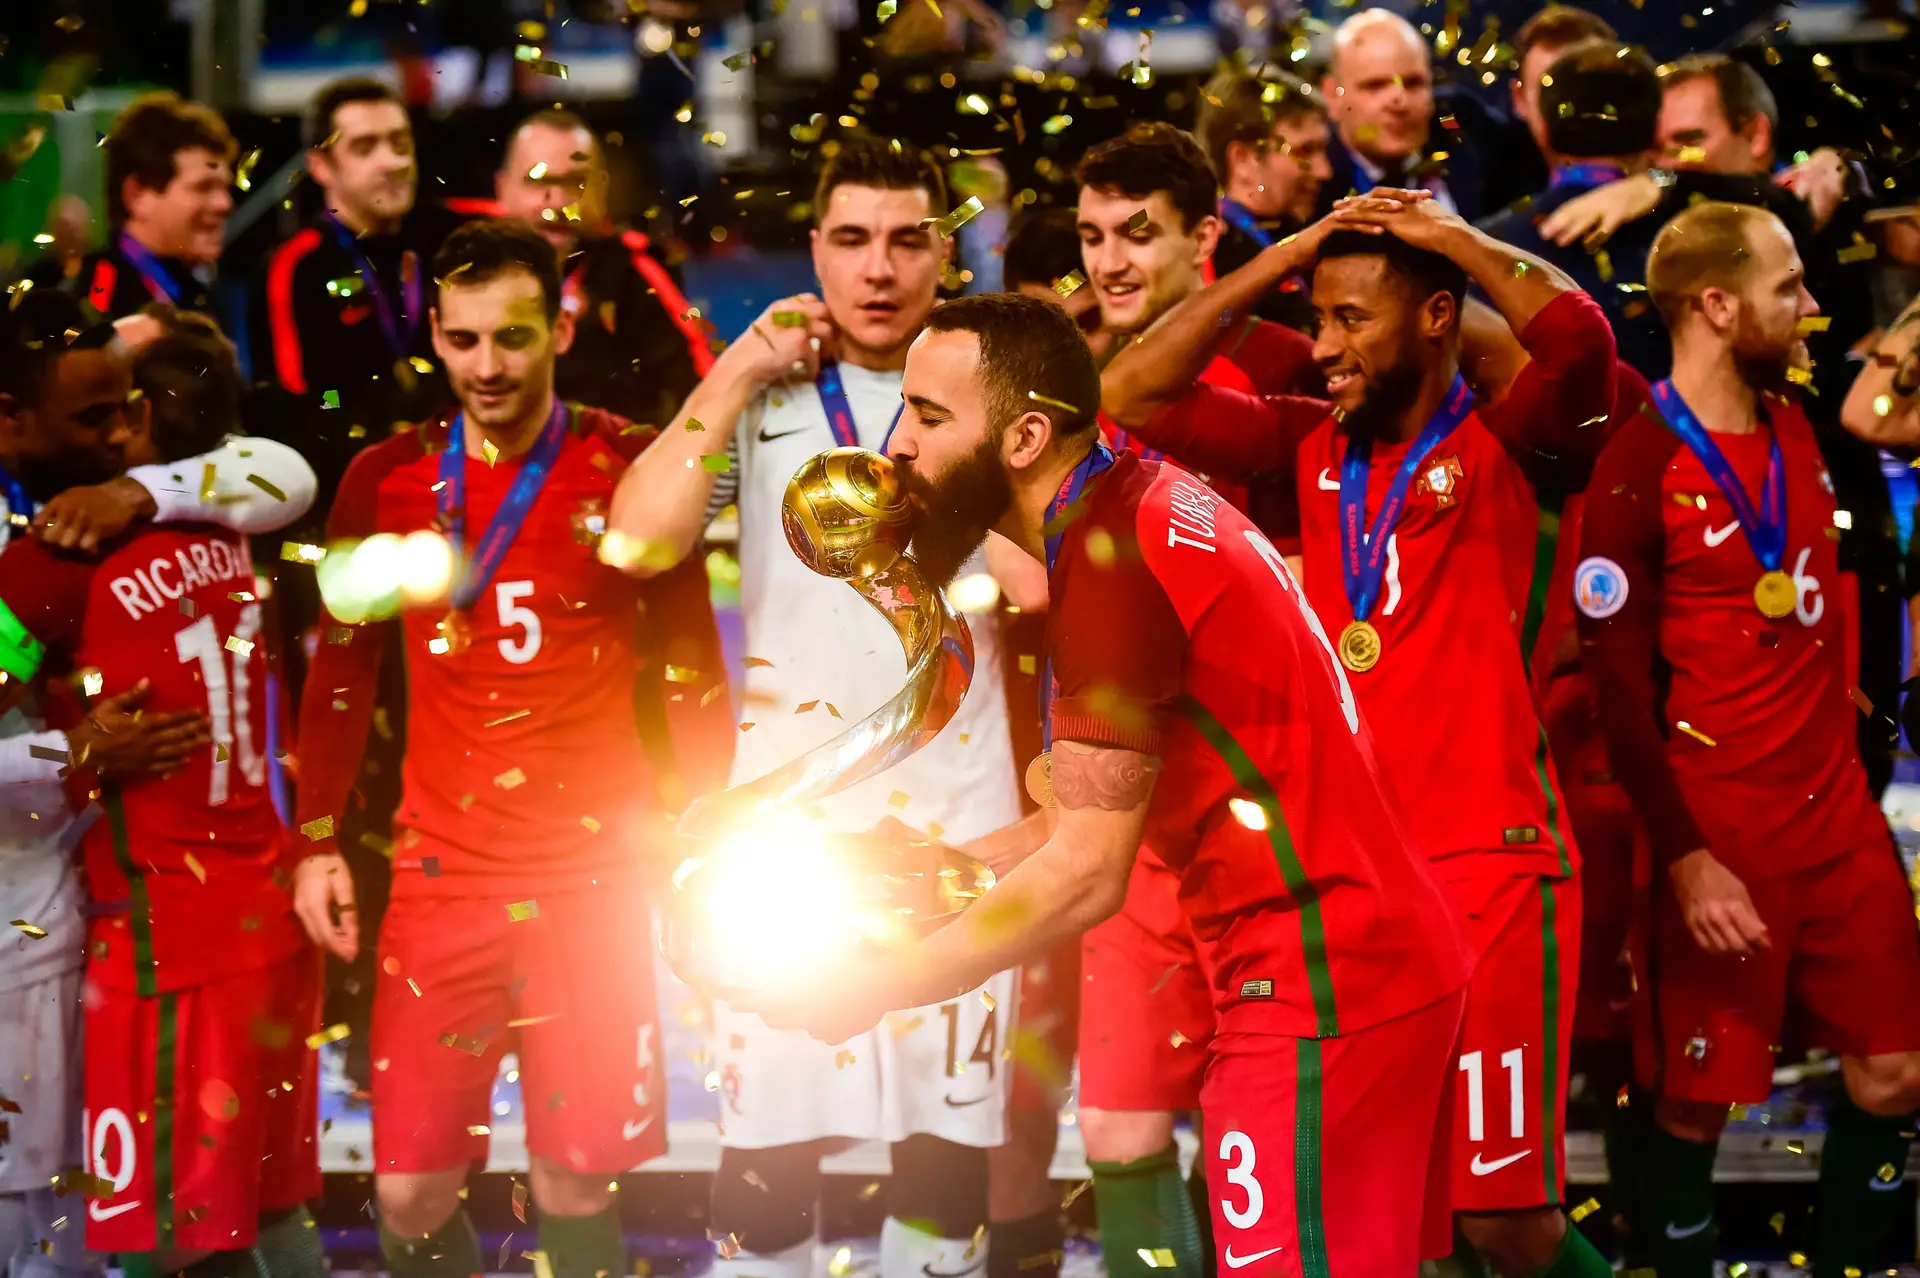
128, 435, 319, 534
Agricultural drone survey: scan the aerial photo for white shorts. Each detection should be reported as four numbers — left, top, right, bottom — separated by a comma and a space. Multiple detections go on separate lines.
0, 967, 83, 1194
712, 969, 1018, 1150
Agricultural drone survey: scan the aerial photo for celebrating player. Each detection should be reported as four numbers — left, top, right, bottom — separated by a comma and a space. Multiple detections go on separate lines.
607, 138, 1022, 1278
1576, 201, 1920, 1278
82, 94, 235, 323
0, 320, 325, 1278
289, 219, 716, 1278
749, 290, 1471, 1275
1101, 194, 1620, 1277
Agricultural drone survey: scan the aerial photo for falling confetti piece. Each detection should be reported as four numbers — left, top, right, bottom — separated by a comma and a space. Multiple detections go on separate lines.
244, 473, 286, 501
528, 59, 570, 79
665, 665, 701, 683
280, 541, 325, 563
1139, 1250, 1177, 1268
684, 418, 705, 432
1836, 242, 1877, 264
829, 1247, 855, 1277
888, 790, 911, 809
1125, 208, 1150, 233
199, 462, 218, 503
931, 196, 985, 239
1569, 1197, 1601, 1223
321, 389, 340, 410
796, 699, 820, 713
1026, 391, 1081, 416
581, 816, 601, 833
300, 816, 334, 841
495, 767, 527, 790
483, 709, 532, 727
835, 1049, 858, 1068
723, 50, 751, 70
1797, 315, 1832, 334
1052, 269, 1086, 298
10, 921, 47, 939
305, 1023, 351, 1049
1675, 721, 1716, 746
507, 900, 540, 922
1785, 365, 1814, 386
701, 454, 732, 473
225, 636, 254, 658
184, 852, 206, 883
440, 1033, 485, 1056
482, 439, 501, 467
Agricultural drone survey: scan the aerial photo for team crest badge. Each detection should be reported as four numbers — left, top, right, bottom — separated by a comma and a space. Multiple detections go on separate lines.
1574, 556, 1629, 619
1416, 455, 1464, 508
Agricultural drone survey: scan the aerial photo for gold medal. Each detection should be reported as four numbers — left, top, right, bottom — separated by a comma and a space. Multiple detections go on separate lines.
1753, 570, 1797, 619
1337, 620, 1381, 673
435, 609, 473, 655
1025, 750, 1055, 809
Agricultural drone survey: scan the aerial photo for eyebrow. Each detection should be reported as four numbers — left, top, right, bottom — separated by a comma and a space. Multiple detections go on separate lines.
907, 393, 951, 417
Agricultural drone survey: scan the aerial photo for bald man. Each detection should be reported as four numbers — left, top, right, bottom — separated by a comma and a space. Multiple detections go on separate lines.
1316, 8, 1516, 222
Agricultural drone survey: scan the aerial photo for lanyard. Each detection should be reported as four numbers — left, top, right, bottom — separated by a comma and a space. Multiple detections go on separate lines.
0, 461, 32, 535
320, 212, 421, 356
1549, 163, 1628, 190
438, 398, 570, 611
1216, 196, 1274, 249
1651, 379, 1786, 571
117, 231, 187, 307
1339, 374, 1473, 623
816, 360, 904, 451
1038, 442, 1117, 747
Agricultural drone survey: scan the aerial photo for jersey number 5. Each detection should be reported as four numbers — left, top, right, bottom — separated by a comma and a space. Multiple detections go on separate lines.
496, 580, 543, 664
174, 606, 265, 805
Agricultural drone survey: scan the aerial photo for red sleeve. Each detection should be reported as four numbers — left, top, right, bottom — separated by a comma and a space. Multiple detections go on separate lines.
1224, 319, 1326, 398
1130, 383, 1327, 492
1575, 414, 1710, 867
263, 228, 322, 396
1045, 496, 1186, 756
0, 538, 94, 675
622, 230, 717, 377
292, 440, 407, 857
582, 406, 654, 462
1477, 290, 1619, 486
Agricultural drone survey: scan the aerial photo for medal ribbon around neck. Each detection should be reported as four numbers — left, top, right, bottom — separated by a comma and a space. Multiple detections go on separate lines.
0, 460, 33, 529
1037, 441, 1117, 748
117, 230, 188, 307
1339, 372, 1473, 625
438, 397, 570, 611
1548, 163, 1628, 190
816, 358, 904, 450
1216, 196, 1274, 248
320, 212, 422, 357
1651, 379, 1786, 573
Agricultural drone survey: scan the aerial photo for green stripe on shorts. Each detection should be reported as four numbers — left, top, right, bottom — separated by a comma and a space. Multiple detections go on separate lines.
1294, 1037, 1329, 1278
1538, 878, 1563, 1205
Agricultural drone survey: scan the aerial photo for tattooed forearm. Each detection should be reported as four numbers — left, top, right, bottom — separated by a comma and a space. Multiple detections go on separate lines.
1052, 742, 1163, 810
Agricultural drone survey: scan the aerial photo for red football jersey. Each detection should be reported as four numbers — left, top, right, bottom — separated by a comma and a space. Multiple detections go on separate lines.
0, 526, 301, 992
1119, 292, 1618, 874
1576, 393, 1888, 878
297, 406, 682, 898
1047, 451, 1468, 1038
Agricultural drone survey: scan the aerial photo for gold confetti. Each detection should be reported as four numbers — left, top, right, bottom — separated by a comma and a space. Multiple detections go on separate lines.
581, 816, 601, 833
1786, 365, 1814, 386
55, 13, 86, 29
770, 311, 812, 328
796, 699, 820, 713
684, 418, 705, 433
829, 1247, 855, 1277
482, 439, 501, 467
1797, 315, 1832, 334
305, 1023, 351, 1049
300, 816, 334, 841
665, 665, 701, 683
484, 709, 532, 727
1052, 269, 1085, 297
224, 636, 254, 658
930, 196, 985, 239
245, 473, 287, 501
1836, 242, 1878, 264
199, 462, 218, 503
467, 1125, 491, 1136
701, 454, 732, 473
235, 147, 262, 192
1139, 1250, 1178, 1268
9, 921, 47, 940
527, 59, 570, 80
280, 541, 325, 563
1027, 391, 1082, 416
184, 852, 206, 883
1675, 721, 1716, 747
348, 0, 368, 14
835, 1049, 858, 1068
1125, 208, 1150, 233
1041, 114, 1073, 135
495, 767, 527, 790
888, 790, 912, 809
507, 900, 539, 922
1018, 654, 1037, 675
1569, 1197, 1601, 1223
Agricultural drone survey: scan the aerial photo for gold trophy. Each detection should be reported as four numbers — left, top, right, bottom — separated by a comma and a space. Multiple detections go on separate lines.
660, 448, 996, 997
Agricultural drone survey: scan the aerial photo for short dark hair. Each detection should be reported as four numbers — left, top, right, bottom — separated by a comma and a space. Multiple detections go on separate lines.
1002, 208, 1083, 293
431, 219, 563, 321
104, 92, 237, 226
1662, 53, 1778, 135
135, 314, 241, 463
1514, 5, 1617, 63
1195, 69, 1325, 180
305, 77, 405, 150
813, 137, 948, 224
1542, 41, 1662, 157
506, 108, 602, 166
1075, 123, 1217, 233
0, 289, 112, 409
1318, 229, 1469, 323
924, 294, 1101, 441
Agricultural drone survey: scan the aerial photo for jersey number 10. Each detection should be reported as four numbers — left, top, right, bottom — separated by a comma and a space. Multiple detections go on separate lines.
174, 606, 266, 805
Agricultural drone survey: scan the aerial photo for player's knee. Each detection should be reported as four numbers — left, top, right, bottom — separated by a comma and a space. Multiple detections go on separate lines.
710, 1143, 824, 1253
376, 1172, 468, 1239
988, 1109, 1061, 1222
1844, 1051, 1920, 1116
889, 1135, 988, 1238
528, 1158, 617, 1217
1079, 1108, 1177, 1165
1457, 1208, 1565, 1275
1653, 1094, 1730, 1143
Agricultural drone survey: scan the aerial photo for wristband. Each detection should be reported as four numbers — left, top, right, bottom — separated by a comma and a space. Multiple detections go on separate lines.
0, 596, 45, 684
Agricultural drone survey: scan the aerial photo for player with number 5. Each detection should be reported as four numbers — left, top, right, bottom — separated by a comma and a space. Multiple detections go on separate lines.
1577, 202, 1920, 1278
290, 219, 725, 1278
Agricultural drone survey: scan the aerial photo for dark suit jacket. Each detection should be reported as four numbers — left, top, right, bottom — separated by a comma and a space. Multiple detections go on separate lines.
1317, 86, 1532, 224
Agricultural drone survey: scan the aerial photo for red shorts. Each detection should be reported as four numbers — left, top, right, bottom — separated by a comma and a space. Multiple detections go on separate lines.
1443, 870, 1579, 1213
1078, 852, 1215, 1111
84, 951, 322, 1253
371, 873, 665, 1174
1637, 844, 1920, 1105
1009, 939, 1080, 1112
1200, 990, 1465, 1275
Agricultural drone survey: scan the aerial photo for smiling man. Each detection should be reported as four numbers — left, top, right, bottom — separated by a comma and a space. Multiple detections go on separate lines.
605, 138, 1023, 1278
81, 93, 235, 323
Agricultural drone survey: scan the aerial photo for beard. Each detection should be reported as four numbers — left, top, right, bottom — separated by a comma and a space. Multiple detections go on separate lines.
1731, 336, 1801, 393
897, 434, 1013, 587
16, 445, 119, 503
1341, 357, 1425, 441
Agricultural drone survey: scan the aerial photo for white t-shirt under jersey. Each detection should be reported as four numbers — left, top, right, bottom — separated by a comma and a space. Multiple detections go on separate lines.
713, 361, 1021, 844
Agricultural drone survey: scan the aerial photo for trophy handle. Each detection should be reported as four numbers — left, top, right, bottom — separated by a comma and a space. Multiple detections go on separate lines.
677, 553, 975, 838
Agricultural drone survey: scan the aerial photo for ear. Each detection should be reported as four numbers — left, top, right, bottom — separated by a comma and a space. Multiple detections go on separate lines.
1696, 284, 1738, 332
1192, 213, 1222, 263
121, 175, 154, 223
1223, 138, 1254, 183
306, 146, 332, 188
1002, 408, 1054, 473
1510, 73, 1527, 118
1421, 289, 1459, 342
1746, 113, 1774, 166
429, 305, 447, 359
809, 226, 826, 276
1320, 71, 1339, 108
550, 305, 577, 357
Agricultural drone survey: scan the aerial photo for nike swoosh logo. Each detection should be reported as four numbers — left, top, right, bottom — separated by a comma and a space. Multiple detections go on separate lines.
1704, 519, 1741, 547
1316, 467, 1339, 491
621, 1117, 655, 1141
1469, 1149, 1531, 1175
1223, 1245, 1285, 1269
758, 425, 810, 443
942, 1094, 989, 1108
1665, 1215, 1712, 1239
921, 1262, 984, 1277
88, 1199, 141, 1222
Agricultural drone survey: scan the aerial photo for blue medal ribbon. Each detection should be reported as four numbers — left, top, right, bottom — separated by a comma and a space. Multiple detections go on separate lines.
1650, 379, 1785, 571
1548, 163, 1628, 191
1038, 442, 1117, 748
0, 461, 33, 532
817, 359, 906, 452
320, 212, 422, 357
1339, 374, 1473, 623
1216, 196, 1274, 249
116, 231, 188, 307
438, 398, 570, 610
